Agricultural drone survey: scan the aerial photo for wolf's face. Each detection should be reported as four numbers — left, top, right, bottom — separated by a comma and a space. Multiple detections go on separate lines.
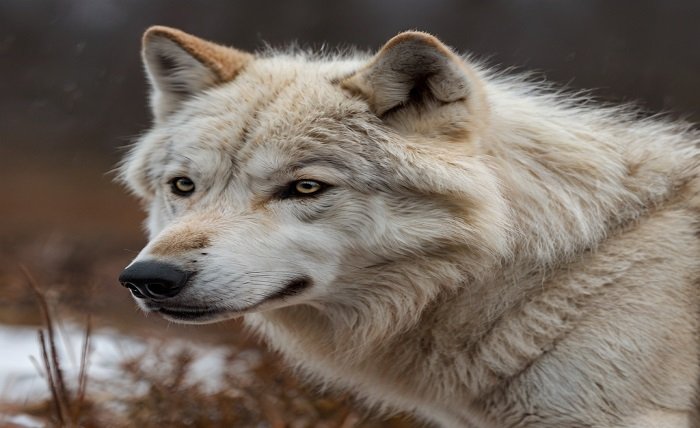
119, 27, 508, 324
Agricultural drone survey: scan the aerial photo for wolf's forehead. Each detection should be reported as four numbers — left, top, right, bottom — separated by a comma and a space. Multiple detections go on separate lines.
166, 61, 383, 173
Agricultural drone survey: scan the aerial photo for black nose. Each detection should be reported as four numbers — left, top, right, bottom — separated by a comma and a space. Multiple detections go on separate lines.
119, 261, 190, 299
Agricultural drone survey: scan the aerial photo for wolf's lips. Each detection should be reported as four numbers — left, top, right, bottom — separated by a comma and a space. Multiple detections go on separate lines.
156, 306, 227, 321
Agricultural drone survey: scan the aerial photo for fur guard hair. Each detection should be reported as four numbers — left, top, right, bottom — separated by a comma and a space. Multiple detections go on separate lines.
119, 26, 700, 427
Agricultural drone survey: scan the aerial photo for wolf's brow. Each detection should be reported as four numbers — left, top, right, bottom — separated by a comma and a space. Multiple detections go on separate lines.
290, 155, 355, 173
169, 152, 201, 175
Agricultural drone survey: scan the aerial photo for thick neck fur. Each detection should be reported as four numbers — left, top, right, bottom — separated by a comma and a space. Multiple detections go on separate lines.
246, 69, 700, 415
483, 74, 699, 268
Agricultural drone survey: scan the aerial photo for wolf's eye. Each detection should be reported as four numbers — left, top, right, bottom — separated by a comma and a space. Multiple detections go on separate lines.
170, 177, 195, 196
295, 180, 322, 194
280, 180, 327, 199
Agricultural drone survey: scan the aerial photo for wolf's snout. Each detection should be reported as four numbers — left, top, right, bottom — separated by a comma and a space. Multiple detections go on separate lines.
119, 261, 190, 299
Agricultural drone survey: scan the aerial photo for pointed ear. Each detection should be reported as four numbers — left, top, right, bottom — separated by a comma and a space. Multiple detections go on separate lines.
341, 31, 488, 142
142, 26, 252, 122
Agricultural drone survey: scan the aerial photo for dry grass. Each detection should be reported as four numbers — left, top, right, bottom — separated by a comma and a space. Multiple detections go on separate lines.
20, 266, 98, 427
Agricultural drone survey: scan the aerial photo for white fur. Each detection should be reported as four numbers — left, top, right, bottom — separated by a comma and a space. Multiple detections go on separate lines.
120, 28, 700, 427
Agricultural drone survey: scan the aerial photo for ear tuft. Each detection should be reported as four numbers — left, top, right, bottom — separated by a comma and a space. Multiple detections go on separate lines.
142, 26, 252, 121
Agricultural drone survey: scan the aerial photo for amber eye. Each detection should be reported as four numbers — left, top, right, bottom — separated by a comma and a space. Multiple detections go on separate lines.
295, 180, 322, 194
279, 179, 327, 199
170, 177, 195, 196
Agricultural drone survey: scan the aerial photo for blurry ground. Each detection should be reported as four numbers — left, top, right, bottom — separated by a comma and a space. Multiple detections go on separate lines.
0, 152, 418, 427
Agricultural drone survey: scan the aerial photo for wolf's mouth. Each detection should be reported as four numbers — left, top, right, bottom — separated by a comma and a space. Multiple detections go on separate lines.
156, 306, 228, 322
142, 276, 314, 323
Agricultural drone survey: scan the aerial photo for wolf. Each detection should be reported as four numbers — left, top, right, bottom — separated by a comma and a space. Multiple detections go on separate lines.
118, 26, 700, 427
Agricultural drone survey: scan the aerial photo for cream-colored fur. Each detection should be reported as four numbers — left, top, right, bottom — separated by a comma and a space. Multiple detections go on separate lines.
120, 26, 700, 427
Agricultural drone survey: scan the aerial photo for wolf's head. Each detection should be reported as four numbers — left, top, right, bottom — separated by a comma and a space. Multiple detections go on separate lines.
118, 26, 509, 324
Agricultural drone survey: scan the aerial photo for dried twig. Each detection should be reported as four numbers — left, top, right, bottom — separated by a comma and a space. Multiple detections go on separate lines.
72, 315, 92, 424
21, 264, 92, 427
37, 329, 65, 425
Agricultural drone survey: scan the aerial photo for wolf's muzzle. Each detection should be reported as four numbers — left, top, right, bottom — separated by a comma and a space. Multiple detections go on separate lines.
119, 261, 190, 300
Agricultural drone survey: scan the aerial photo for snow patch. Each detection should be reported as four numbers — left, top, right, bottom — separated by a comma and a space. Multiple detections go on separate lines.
0, 324, 259, 405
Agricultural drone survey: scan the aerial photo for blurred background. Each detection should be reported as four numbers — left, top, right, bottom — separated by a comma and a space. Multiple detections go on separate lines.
1, 1, 698, 427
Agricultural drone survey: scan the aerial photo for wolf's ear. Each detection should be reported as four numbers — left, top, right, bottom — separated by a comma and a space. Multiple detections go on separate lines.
142, 26, 252, 122
341, 31, 488, 142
